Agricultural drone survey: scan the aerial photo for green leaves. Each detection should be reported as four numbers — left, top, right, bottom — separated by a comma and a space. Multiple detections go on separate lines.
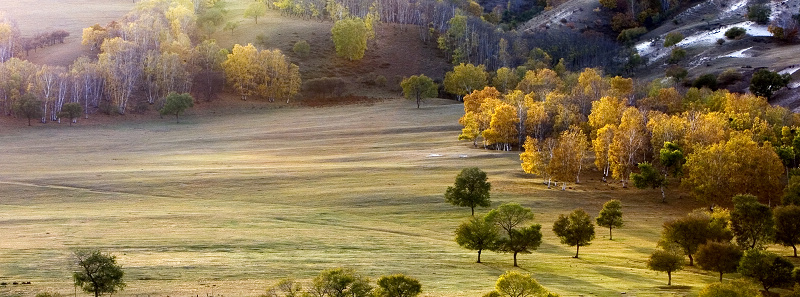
552, 209, 595, 258
331, 18, 368, 61
73, 250, 125, 297
445, 167, 491, 216
159, 92, 194, 123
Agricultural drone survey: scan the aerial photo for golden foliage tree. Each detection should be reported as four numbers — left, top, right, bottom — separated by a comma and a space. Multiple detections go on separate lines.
610, 107, 647, 187
222, 43, 259, 100
444, 63, 489, 99
548, 127, 589, 188
483, 103, 519, 151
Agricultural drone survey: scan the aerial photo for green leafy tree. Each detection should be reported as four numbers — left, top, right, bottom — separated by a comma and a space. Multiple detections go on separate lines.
13, 93, 42, 126
731, 194, 774, 249
631, 162, 667, 202
663, 32, 684, 47
695, 241, 743, 281
331, 18, 368, 61
160, 92, 194, 123
401, 75, 438, 109
487, 203, 541, 267
647, 245, 685, 286
747, 4, 771, 24
58, 102, 82, 126
293, 40, 310, 58
244, 1, 267, 24
310, 268, 372, 297
264, 278, 303, 297
73, 250, 126, 297
552, 209, 595, 258
492, 271, 551, 297
738, 249, 795, 292
659, 142, 685, 177
455, 214, 499, 263
660, 210, 733, 266
697, 278, 760, 297
444, 167, 491, 215
443, 63, 489, 99
596, 199, 623, 240
784, 175, 800, 206
774, 205, 800, 257
750, 69, 791, 99
375, 274, 422, 297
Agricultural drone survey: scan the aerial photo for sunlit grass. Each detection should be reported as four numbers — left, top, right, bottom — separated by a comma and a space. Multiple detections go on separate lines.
0, 99, 760, 297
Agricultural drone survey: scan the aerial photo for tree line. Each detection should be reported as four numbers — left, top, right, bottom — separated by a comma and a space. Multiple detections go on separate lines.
0, 0, 300, 125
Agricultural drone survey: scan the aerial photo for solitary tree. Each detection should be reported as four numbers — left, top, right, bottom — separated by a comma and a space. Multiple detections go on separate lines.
331, 18, 368, 61
647, 245, 686, 286
738, 249, 795, 292
401, 75, 438, 108
731, 194, 774, 249
160, 92, 194, 123
375, 274, 421, 297
596, 199, 623, 240
695, 241, 743, 281
310, 268, 372, 297
58, 102, 82, 125
444, 167, 491, 215
73, 250, 125, 297
443, 63, 488, 100
553, 209, 596, 258
13, 93, 42, 126
774, 205, 800, 257
455, 214, 499, 263
244, 1, 267, 24
486, 203, 541, 267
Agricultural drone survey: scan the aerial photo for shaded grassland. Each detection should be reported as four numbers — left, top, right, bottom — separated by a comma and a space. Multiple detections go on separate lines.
0, 99, 766, 297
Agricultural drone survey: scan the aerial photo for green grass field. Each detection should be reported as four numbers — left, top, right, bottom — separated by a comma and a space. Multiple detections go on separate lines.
0, 99, 777, 297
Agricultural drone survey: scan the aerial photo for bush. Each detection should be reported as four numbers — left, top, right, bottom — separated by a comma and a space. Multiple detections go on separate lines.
665, 65, 688, 80
375, 75, 387, 87
611, 13, 638, 32
35, 293, 63, 297
750, 69, 791, 99
717, 68, 743, 86
617, 27, 648, 44
293, 40, 310, 58
304, 77, 347, 98
716, 38, 725, 45
725, 27, 747, 39
748, 4, 771, 25
663, 31, 685, 47
668, 47, 686, 64
693, 74, 718, 90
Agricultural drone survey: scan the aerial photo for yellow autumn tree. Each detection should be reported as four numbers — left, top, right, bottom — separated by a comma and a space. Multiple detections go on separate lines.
588, 96, 626, 132
609, 76, 633, 101
459, 111, 481, 147
331, 18, 368, 61
610, 107, 647, 187
516, 68, 561, 100
520, 136, 556, 187
483, 103, 519, 151
459, 87, 501, 146
593, 124, 615, 182
683, 111, 730, 153
222, 43, 259, 100
525, 98, 549, 141
256, 49, 301, 103
647, 111, 689, 155
548, 127, 589, 188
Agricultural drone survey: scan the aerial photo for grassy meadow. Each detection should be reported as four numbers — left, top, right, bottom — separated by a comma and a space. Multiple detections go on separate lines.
0, 98, 747, 297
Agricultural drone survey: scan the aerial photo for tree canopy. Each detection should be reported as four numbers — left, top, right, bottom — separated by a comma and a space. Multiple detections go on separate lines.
738, 249, 795, 292
774, 205, 800, 257
375, 274, 422, 297
647, 245, 685, 286
730, 194, 774, 250
310, 268, 372, 297
695, 241, 743, 281
444, 167, 491, 215
73, 250, 126, 297
595, 200, 623, 240
159, 92, 194, 123
455, 214, 499, 263
331, 18, 368, 61
401, 75, 438, 108
487, 203, 541, 267
552, 209, 595, 258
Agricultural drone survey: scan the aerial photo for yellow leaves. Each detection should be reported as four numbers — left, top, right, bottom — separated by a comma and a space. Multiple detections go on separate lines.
647, 111, 688, 155
222, 44, 301, 102
222, 43, 258, 100
684, 111, 729, 153
609, 107, 646, 183
459, 112, 481, 145
577, 68, 606, 101
549, 127, 589, 183
588, 96, 625, 131
516, 68, 561, 100
444, 63, 489, 97
593, 124, 615, 176
463, 86, 500, 115
482, 103, 519, 150
520, 136, 540, 175
609, 76, 633, 99
331, 18, 368, 61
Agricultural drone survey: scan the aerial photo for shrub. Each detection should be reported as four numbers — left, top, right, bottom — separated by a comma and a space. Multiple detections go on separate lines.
293, 40, 310, 58
750, 69, 791, 99
304, 77, 347, 98
375, 75, 387, 87
611, 13, 638, 32
725, 27, 747, 39
667, 47, 686, 64
717, 68, 743, 86
665, 65, 688, 80
693, 74, 718, 90
617, 27, 648, 44
748, 4, 771, 25
716, 38, 725, 45
663, 31, 685, 47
